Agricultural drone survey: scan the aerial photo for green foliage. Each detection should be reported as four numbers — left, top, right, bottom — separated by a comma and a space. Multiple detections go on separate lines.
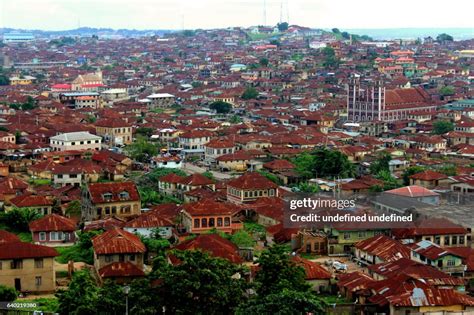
139, 187, 180, 206
230, 230, 255, 248
241, 87, 259, 100
125, 136, 158, 162
292, 148, 355, 179
259, 57, 269, 67
49, 37, 76, 47
96, 280, 126, 314
86, 114, 96, 123
229, 115, 243, 124
141, 236, 171, 255
402, 166, 427, 186
55, 231, 102, 264
182, 30, 196, 37
369, 152, 391, 175
135, 127, 154, 138
269, 39, 281, 47
14, 298, 59, 312
0, 284, 18, 302
321, 47, 340, 69
257, 170, 282, 185
433, 120, 454, 134
0, 207, 42, 232
56, 270, 99, 314
0, 74, 9, 86
209, 100, 232, 114
294, 182, 320, 193
332, 28, 340, 33
236, 289, 325, 315
277, 22, 289, 32
65, 200, 81, 217
9, 96, 36, 111
375, 170, 402, 191
438, 164, 457, 176
153, 250, 248, 314
341, 31, 350, 39
254, 245, 309, 296
201, 170, 215, 180
439, 86, 455, 96
436, 33, 454, 42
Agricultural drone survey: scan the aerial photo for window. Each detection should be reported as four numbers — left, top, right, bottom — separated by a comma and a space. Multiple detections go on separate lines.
435, 236, 441, 245
119, 191, 130, 199
447, 260, 456, 266
103, 192, 113, 201
217, 217, 223, 227
57, 174, 63, 179
452, 236, 458, 245
358, 231, 366, 238
105, 255, 113, 263
11, 259, 23, 269
39, 232, 46, 241
194, 219, 200, 228
460, 236, 465, 244
224, 217, 230, 227
129, 254, 135, 261
202, 218, 208, 228
35, 258, 44, 268
0, 262, 2, 270
343, 233, 350, 240
35, 276, 42, 286
50, 231, 64, 241
444, 237, 450, 246
209, 218, 215, 227
70, 174, 78, 178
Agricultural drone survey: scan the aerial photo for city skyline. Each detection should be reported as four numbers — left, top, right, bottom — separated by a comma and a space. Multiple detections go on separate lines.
1, 0, 473, 31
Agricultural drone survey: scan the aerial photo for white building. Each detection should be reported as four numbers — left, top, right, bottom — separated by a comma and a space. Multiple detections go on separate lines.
50, 132, 102, 152
146, 93, 176, 109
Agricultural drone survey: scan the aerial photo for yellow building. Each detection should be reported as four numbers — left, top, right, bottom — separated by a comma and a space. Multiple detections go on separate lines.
9, 75, 36, 85
0, 242, 58, 293
95, 118, 132, 145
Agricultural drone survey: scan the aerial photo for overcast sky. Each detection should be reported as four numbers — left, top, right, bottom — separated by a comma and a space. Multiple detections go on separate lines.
1, 0, 473, 30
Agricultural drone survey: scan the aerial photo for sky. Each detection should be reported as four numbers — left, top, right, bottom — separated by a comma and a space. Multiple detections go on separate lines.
0, 0, 473, 31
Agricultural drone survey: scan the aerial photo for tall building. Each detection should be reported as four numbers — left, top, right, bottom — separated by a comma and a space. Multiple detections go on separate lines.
347, 75, 385, 122
347, 75, 436, 122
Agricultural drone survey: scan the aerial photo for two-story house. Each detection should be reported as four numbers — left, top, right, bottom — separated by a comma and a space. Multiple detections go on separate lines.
82, 181, 141, 221
29, 214, 77, 246
50, 132, 102, 152
95, 118, 132, 146
226, 172, 279, 204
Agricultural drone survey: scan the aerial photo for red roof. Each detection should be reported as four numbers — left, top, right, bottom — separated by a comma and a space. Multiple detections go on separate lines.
179, 173, 214, 186
182, 198, 241, 216
92, 228, 146, 255
124, 209, 174, 229
173, 234, 243, 264
338, 271, 376, 293
87, 181, 140, 204
216, 151, 253, 162
0, 242, 58, 259
0, 230, 20, 244
355, 235, 410, 262
392, 218, 467, 238
385, 185, 439, 198
263, 159, 295, 171
29, 214, 76, 232
409, 170, 448, 181
10, 194, 53, 207
205, 138, 235, 148
98, 262, 145, 278
159, 173, 185, 183
95, 118, 130, 128
292, 256, 331, 280
227, 172, 278, 190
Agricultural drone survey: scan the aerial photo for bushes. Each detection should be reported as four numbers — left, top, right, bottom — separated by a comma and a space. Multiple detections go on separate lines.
0, 285, 18, 302
0, 207, 42, 232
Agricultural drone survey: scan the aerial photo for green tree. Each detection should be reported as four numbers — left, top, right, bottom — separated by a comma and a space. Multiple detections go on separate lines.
292, 148, 355, 179
269, 39, 281, 47
229, 115, 243, 124
209, 100, 232, 114
331, 28, 340, 34
439, 86, 455, 96
201, 170, 215, 180
125, 136, 158, 162
369, 152, 391, 175
259, 57, 269, 67
153, 250, 248, 314
135, 127, 154, 138
96, 280, 126, 315
341, 31, 350, 39
65, 200, 81, 217
254, 245, 309, 296
321, 47, 340, 69
257, 170, 283, 185
277, 22, 289, 32
433, 120, 454, 135
438, 164, 457, 176
139, 168, 187, 190
375, 170, 402, 191
237, 289, 324, 315
230, 230, 255, 248
241, 87, 259, 100
0, 74, 9, 86
402, 166, 426, 186
1, 207, 42, 232
0, 285, 18, 301
56, 270, 99, 314
436, 33, 454, 43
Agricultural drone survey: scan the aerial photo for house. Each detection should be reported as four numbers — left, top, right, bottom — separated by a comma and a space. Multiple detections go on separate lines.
95, 118, 132, 146
180, 198, 243, 234
410, 240, 465, 275
171, 234, 243, 264
150, 155, 182, 169
82, 181, 141, 221
226, 172, 279, 204
0, 230, 20, 244
178, 130, 213, 158
7, 195, 54, 215
29, 214, 77, 246
0, 242, 58, 293
247, 196, 284, 226
204, 138, 236, 165
158, 173, 185, 196
123, 205, 177, 239
291, 256, 331, 293
216, 151, 252, 172
354, 234, 410, 266
392, 217, 469, 247
292, 230, 327, 255
338, 271, 376, 303
52, 159, 102, 187
92, 228, 146, 281
384, 185, 440, 205
146, 93, 175, 109
177, 173, 215, 196
450, 174, 474, 194
50, 132, 102, 152
409, 170, 450, 189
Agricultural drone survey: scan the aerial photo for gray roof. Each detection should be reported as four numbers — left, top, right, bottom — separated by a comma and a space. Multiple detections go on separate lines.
50, 132, 101, 142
